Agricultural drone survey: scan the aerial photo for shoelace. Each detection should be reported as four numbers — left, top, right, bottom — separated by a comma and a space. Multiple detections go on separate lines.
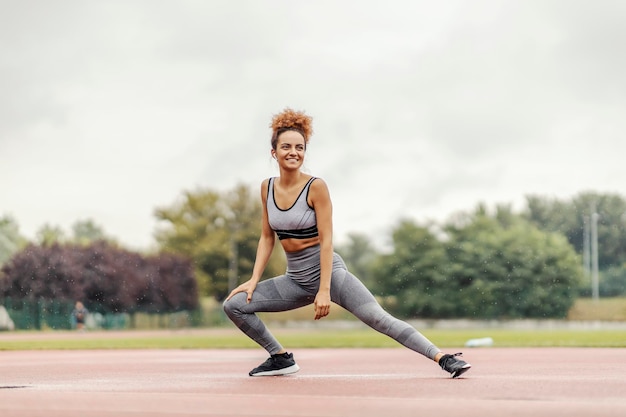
441, 352, 464, 369
260, 357, 276, 367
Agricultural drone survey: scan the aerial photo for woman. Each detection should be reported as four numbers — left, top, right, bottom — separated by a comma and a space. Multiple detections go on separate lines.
72, 301, 88, 331
223, 108, 470, 378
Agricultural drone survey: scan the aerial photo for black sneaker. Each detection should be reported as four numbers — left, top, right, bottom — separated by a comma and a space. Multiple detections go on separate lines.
249, 352, 300, 377
439, 352, 471, 378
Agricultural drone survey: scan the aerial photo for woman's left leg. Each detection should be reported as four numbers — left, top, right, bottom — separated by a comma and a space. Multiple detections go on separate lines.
223, 274, 315, 355
329, 256, 441, 360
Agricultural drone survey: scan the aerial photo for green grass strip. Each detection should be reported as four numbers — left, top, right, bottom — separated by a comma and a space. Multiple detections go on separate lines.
1, 328, 625, 350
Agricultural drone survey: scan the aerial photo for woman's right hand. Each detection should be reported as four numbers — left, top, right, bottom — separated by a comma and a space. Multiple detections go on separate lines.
225, 279, 258, 303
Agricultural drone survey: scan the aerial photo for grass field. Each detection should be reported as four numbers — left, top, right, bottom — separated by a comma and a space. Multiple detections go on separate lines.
1, 297, 625, 350
1, 327, 625, 350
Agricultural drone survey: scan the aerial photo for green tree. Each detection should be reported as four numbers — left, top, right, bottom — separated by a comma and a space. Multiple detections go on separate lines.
595, 265, 626, 297
71, 219, 110, 245
334, 233, 377, 287
371, 210, 583, 319
443, 211, 583, 319
154, 184, 285, 300
524, 192, 626, 269
0, 215, 27, 266
371, 220, 448, 317
36, 223, 66, 246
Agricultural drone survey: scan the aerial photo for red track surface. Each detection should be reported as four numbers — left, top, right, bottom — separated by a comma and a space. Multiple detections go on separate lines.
1, 347, 625, 416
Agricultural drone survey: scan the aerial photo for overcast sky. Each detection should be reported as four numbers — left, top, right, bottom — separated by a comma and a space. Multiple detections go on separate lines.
2, 0, 625, 251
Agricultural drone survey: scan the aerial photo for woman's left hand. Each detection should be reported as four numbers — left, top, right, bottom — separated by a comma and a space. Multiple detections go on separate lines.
313, 290, 331, 320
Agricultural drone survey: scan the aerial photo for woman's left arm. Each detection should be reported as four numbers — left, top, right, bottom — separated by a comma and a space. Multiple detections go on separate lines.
310, 178, 333, 320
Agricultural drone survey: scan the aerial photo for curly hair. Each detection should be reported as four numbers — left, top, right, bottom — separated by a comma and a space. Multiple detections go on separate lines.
270, 108, 313, 149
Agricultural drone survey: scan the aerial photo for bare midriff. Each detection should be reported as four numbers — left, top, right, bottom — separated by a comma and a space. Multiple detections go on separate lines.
281, 236, 321, 253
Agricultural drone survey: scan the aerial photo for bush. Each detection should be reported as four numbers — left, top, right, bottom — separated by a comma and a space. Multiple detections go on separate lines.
0, 241, 199, 315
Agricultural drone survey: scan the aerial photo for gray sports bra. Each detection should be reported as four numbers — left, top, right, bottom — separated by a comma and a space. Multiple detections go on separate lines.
267, 177, 318, 240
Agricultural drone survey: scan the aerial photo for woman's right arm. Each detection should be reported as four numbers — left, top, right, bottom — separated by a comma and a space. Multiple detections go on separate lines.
226, 179, 275, 302
250, 179, 276, 283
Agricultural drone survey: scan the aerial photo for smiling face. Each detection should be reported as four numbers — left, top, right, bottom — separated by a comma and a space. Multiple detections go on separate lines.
272, 130, 306, 171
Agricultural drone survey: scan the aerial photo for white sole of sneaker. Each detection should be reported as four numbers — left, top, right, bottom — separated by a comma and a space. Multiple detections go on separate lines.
250, 364, 300, 377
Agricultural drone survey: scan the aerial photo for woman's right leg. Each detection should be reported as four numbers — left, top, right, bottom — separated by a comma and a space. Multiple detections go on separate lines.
330, 266, 441, 360
223, 275, 315, 355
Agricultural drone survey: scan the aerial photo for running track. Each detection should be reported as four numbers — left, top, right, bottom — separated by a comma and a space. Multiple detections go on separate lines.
1, 341, 625, 416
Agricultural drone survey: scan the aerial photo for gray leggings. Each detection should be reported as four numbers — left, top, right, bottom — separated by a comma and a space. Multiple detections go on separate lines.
223, 245, 440, 360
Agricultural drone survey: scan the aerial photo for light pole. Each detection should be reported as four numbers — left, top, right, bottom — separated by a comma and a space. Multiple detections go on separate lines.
215, 213, 240, 294
583, 215, 590, 279
591, 210, 599, 301
227, 220, 240, 294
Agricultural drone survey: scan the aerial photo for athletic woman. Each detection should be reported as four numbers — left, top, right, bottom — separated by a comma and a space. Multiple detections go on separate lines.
223, 108, 471, 378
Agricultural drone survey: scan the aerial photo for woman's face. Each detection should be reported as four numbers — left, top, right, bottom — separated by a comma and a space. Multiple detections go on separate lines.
272, 130, 306, 171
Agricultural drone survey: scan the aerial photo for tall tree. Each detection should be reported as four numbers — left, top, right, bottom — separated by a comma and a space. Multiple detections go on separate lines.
36, 223, 66, 246
371, 220, 448, 317
71, 219, 110, 245
334, 233, 377, 287
371, 211, 583, 319
154, 184, 285, 300
0, 215, 27, 267
443, 212, 583, 319
524, 192, 626, 269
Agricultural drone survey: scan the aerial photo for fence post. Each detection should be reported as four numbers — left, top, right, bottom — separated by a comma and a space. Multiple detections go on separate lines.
34, 298, 43, 330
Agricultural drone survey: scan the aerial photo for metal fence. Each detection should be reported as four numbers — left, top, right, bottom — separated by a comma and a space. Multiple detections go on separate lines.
0, 297, 223, 330
1, 297, 75, 330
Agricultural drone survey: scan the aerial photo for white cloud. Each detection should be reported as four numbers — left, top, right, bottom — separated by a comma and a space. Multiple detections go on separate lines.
2, 0, 625, 250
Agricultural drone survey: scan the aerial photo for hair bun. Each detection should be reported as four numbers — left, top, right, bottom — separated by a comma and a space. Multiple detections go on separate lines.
270, 108, 313, 141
